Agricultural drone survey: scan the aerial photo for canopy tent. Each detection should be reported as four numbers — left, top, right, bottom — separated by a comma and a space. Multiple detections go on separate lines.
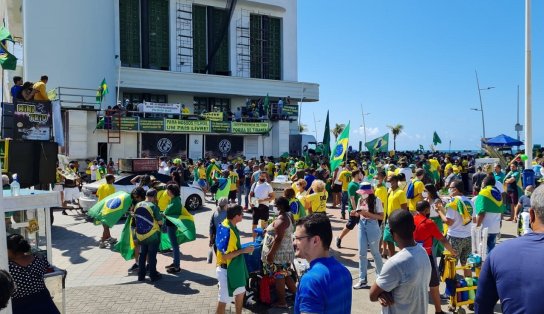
485, 134, 524, 147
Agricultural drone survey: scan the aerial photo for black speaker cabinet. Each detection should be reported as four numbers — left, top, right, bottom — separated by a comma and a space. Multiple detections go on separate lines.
7, 141, 58, 188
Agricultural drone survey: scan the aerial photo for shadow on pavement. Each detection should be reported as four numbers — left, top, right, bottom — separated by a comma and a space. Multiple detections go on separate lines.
51, 225, 97, 264
330, 250, 359, 269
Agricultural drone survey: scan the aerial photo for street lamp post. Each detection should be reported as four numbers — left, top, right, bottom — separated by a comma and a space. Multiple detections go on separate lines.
474, 70, 494, 141
360, 104, 371, 150
313, 112, 320, 141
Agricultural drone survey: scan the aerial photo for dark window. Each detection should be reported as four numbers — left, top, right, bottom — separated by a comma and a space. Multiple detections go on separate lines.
192, 5, 230, 75
119, 0, 169, 70
193, 97, 230, 114
250, 14, 281, 80
124, 93, 168, 103
119, 0, 141, 67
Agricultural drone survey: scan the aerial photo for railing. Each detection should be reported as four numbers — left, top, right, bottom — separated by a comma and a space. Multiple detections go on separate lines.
55, 87, 100, 110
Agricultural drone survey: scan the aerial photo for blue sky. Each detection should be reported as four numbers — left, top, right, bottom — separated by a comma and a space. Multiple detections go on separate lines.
297, 0, 544, 151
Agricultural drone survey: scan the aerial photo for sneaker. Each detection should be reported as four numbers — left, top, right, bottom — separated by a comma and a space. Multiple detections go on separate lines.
353, 280, 367, 289
107, 237, 117, 244
167, 267, 181, 274
335, 237, 342, 249
150, 273, 162, 282
128, 263, 139, 272
440, 293, 449, 300
62, 210, 68, 215
165, 263, 176, 269
98, 241, 107, 249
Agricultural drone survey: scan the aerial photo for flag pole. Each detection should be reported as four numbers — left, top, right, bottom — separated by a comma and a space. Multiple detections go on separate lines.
524, 0, 533, 169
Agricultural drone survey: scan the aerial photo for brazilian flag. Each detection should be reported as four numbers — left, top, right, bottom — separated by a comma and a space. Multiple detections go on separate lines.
215, 178, 231, 200
365, 133, 389, 155
330, 122, 350, 173
0, 27, 17, 70
114, 218, 136, 260
367, 161, 378, 179
88, 191, 132, 228
289, 198, 307, 222
206, 163, 221, 186
96, 78, 109, 103
216, 219, 249, 296
446, 196, 473, 226
160, 206, 197, 250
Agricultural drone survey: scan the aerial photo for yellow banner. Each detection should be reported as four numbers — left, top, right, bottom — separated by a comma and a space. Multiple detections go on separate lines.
165, 119, 211, 132
201, 112, 223, 122
231, 122, 269, 134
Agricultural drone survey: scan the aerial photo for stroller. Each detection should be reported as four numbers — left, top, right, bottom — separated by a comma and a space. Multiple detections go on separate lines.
242, 228, 299, 306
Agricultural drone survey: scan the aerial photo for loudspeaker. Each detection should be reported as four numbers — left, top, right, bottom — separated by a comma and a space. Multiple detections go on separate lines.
7, 141, 58, 188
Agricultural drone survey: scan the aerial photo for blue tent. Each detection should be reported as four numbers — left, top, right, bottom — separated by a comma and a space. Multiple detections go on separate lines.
485, 134, 523, 147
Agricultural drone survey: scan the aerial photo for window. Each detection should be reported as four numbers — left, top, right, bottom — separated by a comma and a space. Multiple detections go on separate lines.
119, 0, 141, 67
193, 97, 230, 114
192, 5, 230, 75
124, 93, 168, 104
119, 0, 169, 70
250, 14, 281, 80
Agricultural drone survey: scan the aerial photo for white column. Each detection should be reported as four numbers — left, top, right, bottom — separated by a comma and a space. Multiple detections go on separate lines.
524, 0, 532, 169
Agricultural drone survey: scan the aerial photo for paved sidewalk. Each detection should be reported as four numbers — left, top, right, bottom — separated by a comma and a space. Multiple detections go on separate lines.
52, 200, 510, 313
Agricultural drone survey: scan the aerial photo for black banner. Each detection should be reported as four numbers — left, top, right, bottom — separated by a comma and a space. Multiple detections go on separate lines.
205, 135, 244, 159
13, 101, 52, 140
141, 133, 188, 158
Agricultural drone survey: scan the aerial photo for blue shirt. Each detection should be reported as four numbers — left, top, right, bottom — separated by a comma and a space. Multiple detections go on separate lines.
294, 256, 352, 314
475, 233, 544, 314
11, 85, 22, 99
304, 174, 315, 191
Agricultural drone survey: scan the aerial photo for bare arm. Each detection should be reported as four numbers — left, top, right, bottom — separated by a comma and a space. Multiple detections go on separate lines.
476, 213, 485, 228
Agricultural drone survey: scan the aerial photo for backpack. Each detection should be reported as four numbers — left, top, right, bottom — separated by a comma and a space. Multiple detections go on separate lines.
406, 180, 420, 199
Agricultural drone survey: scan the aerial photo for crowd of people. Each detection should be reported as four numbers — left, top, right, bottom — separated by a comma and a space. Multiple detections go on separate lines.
10, 75, 50, 102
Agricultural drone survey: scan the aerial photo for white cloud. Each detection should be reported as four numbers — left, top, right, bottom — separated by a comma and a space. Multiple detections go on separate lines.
356, 126, 380, 138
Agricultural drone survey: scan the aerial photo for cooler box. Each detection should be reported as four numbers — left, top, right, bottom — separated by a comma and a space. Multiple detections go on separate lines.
522, 169, 535, 189
271, 175, 292, 197
242, 241, 263, 273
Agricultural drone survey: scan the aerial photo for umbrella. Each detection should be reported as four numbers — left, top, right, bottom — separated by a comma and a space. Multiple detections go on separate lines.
485, 134, 523, 147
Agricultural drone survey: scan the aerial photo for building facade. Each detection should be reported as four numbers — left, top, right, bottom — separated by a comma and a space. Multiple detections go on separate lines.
4, 0, 319, 161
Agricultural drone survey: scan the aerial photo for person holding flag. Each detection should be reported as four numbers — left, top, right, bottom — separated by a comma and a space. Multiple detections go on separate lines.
134, 189, 163, 282
97, 175, 117, 248
163, 184, 184, 274
474, 174, 504, 253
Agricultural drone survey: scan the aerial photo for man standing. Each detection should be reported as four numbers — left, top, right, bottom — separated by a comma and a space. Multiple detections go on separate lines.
249, 171, 275, 239
97, 174, 117, 248
338, 166, 352, 220
474, 175, 503, 252
32, 75, 49, 101
293, 215, 352, 314
134, 189, 163, 282
493, 163, 505, 185
472, 166, 488, 194
215, 205, 254, 314
331, 163, 344, 209
383, 174, 408, 257
10, 76, 23, 101
475, 185, 544, 313
228, 164, 239, 204
407, 168, 425, 211
504, 162, 522, 220
336, 169, 363, 248
369, 210, 431, 314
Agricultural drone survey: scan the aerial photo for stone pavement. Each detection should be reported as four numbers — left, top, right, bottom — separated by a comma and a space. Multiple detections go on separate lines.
52, 199, 511, 313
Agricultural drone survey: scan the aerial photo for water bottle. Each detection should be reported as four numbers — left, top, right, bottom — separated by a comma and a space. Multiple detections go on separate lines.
10, 174, 20, 196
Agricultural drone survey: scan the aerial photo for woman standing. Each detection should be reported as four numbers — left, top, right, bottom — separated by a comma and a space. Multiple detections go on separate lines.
163, 183, 182, 273
283, 188, 306, 222
423, 183, 446, 258
7, 234, 60, 314
261, 197, 297, 308
353, 183, 384, 289
303, 180, 328, 214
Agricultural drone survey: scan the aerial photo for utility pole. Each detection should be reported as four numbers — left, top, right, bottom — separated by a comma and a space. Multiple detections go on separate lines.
524, 0, 533, 169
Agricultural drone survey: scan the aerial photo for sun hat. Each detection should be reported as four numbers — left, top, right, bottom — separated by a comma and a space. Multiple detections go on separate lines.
356, 182, 373, 195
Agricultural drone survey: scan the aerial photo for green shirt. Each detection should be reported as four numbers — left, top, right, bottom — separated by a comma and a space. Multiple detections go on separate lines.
347, 181, 361, 212
494, 171, 506, 184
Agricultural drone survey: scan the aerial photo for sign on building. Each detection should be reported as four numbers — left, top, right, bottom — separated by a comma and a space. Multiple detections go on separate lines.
13, 101, 52, 141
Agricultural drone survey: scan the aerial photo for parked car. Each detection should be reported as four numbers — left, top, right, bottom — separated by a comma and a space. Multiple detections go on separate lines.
78, 172, 205, 211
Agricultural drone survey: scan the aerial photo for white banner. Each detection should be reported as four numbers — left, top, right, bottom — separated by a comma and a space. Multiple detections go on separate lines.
142, 102, 181, 114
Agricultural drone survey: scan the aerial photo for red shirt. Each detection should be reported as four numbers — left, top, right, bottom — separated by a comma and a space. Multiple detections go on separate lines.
413, 214, 444, 255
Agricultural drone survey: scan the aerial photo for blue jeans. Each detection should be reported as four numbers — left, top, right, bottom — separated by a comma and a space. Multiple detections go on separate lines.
167, 225, 180, 268
341, 192, 348, 214
358, 219, 383, 281
244, 185, 250, 207
138, 240, 159, 278
487, 233, 498, 253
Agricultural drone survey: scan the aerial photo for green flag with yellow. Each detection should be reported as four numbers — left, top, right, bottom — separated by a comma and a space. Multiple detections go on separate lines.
330, 122, 350, 172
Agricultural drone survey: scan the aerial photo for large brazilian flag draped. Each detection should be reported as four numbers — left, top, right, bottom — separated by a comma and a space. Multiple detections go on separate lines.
475, 185, 504, 214
206, 163, 221, 186
446, 196, 473, 226
215, 177, 231, 200
330, 122, 350, 173
159, 206, 197, 250
289, 198, 307, 222
88, 191, 132, 228
216, 219, 249, 296
114, 218, 136, 260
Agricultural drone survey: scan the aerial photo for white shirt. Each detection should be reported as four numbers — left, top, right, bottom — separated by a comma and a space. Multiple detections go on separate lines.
357, 197, 383, 220
472, 195, 502, 234
398, 167, 413, 182
137, 103, 144, 112
90, 165, 98, 180
446, 196, 473, 238
253, 181, 273, 205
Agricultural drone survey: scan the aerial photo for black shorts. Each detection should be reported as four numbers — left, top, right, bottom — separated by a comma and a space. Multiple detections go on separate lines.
345, 214, 360, 230
507, 190, 519, 205
429, 254, 440, 287
228, 190, 237, 201
332, 184, 342, 193
252, 204, 270, 225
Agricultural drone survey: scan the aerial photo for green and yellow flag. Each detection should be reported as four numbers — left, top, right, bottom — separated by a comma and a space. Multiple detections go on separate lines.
0, 27, 17, 70
96, 78, 109, 103
206, 163, 221, 186
475, 185, 504, 214
164, 206, 196, 244
330, 122, 350, 172
433, 131, 442, 145
215, 178, 231, 200
446, 196, 473, 226
365, 133, 389, 155
88, 191, 132, 228
114, 218, 136, 260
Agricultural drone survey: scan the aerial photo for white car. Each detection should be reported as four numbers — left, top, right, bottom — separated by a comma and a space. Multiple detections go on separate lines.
79, 172, 205, 212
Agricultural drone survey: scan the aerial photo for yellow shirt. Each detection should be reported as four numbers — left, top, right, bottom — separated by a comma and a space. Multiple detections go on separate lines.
444, 163, 453, 176
229, 171, 239, 191
338, 170, 351, 192
374, 184, 388, 211
97, 183, 115, 201
32, 81, 48, 101
429, 159, 440, 172
198, 167, 206, 179
387, 187, 407, 217
182, 107, 190, 114
157, 190, 172, 211
305, 191, 328, 213
407, 179, 424, 211
86, 162, 92, 175
280, 162, 286, 173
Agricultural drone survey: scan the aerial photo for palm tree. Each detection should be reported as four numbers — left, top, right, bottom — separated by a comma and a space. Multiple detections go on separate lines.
387, 124, 404, 151
299, 123, 309, 133
332, 123, 346, 140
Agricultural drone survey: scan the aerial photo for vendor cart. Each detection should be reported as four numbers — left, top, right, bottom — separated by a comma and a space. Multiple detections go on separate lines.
0, 189, 66, 314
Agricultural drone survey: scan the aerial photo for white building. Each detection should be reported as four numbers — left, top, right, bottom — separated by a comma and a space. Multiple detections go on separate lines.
2, 0, 319, 161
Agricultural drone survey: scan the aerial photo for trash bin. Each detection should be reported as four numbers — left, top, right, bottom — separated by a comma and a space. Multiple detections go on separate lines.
522, 169, 535, 189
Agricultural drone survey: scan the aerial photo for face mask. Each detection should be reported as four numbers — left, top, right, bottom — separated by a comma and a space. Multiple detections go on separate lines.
399, 182, 407, 189
422, 191, 429, 198
361, 193, 369, 199
525, 191, 532, 197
